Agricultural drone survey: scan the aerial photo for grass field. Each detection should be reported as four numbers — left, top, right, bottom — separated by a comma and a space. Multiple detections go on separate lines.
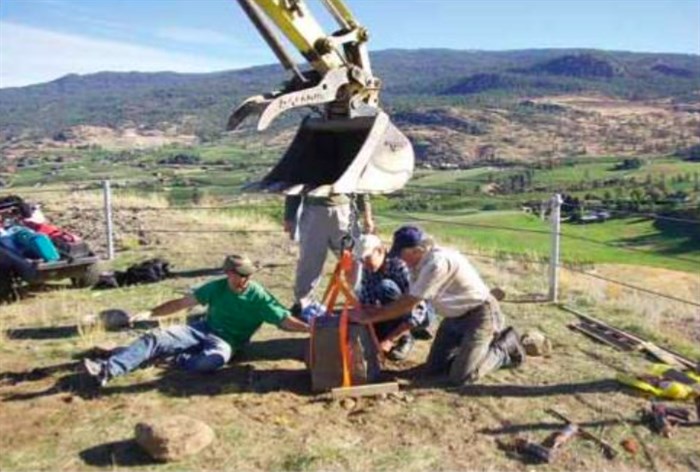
376, 210, 700, 273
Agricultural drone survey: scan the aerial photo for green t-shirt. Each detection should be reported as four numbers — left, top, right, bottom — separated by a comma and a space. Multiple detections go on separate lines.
194, 278, 289, 349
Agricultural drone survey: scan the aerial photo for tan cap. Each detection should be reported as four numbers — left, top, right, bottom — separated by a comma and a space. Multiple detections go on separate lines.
222, 254, 256, 276
357, 234, 383, 259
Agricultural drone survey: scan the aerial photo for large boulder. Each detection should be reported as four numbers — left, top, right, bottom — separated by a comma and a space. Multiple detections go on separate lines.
134, 415, 215, 462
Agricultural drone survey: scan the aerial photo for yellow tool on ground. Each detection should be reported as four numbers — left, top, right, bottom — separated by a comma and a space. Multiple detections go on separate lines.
617, 364, 700, 401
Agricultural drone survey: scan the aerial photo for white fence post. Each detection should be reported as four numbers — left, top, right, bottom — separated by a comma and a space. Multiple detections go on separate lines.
103, 180, 115, 260
548, 193, 563, 302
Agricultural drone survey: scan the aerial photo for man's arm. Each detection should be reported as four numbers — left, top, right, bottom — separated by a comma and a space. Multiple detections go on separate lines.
149, 295, 199, 318
352, 294, 422, 324
279, 315, 310, 333
283, 195, 302, 234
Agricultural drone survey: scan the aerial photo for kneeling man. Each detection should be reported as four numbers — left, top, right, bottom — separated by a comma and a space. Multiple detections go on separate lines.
352, 226, 524, 385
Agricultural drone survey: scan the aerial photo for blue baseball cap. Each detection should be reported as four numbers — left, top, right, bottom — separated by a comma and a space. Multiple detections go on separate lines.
388, 225, 424, 257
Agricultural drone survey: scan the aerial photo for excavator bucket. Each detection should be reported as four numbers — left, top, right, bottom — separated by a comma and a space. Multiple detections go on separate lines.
252, 111, 414, 195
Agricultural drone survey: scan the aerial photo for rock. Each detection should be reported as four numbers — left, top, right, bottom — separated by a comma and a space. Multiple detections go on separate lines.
98, 309, 131, 330
620, 437, 638, 455
134, 415, 215, 462
490, 287, 506, 301
340, 398, 356, 411
520, 330, 552, 356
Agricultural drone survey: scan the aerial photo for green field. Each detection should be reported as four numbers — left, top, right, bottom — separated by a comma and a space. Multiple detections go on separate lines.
376, 210, 700, 273
3, 148, 699, 273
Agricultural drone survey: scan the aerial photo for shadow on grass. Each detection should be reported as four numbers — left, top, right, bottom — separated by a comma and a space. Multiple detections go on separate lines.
6, 325, 80, 340
455, 378, 621, 397
79, 440, 156, 467
5, 317, 205, 341
1, 337, 310, 402
0, 361, 79, 385
480, 418, 634, 436
390, 363, 624, 399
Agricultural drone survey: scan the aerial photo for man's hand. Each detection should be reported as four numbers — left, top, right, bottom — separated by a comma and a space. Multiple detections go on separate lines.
281, 315, 310, 333
283, 219, 294, 234
379, 338, 394, 353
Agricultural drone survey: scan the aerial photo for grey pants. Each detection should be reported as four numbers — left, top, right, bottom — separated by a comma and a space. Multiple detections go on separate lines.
294, 203, 353, 305
426, 298, 508, 385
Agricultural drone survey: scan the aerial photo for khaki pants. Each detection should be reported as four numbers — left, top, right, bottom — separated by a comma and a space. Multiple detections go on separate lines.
426, 298, 507, 385
294, 203, 352, 304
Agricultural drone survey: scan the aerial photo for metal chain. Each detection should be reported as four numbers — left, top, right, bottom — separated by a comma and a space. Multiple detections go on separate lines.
340, 193, 360, 253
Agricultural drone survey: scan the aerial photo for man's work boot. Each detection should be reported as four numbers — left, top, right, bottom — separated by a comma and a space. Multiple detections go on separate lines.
494, 327, 526, 367
387, 335, 415, 361
411, 325, 435, 341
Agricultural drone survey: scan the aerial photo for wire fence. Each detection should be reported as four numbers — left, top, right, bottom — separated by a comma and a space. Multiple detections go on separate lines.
3, 181, 698, 310
560, 201, 700, 225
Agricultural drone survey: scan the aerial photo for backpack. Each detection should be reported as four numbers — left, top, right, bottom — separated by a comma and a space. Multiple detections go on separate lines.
119, 258, 172, 286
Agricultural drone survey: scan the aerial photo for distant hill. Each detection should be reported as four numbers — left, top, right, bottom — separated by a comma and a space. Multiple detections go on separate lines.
1, 49, 699, 140
515, 53, 621, 78
1, 48, 699, 165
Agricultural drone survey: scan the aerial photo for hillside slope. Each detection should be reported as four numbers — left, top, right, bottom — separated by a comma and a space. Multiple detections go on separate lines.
1, 48, 699, 164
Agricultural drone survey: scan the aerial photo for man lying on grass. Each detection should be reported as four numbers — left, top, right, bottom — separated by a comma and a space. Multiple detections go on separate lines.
83, 254, 309, 387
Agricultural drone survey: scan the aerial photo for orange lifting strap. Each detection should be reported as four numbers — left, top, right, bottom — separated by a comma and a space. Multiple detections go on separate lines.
310, 246, 380, 388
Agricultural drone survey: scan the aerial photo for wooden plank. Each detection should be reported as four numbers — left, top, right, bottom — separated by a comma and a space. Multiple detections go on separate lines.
561, 306, 647, 344
639, 342, 685, 368
568, 323, 635, 351
331, 382, 399, 399
561, 305, 698, 370
581, 321, 639, 349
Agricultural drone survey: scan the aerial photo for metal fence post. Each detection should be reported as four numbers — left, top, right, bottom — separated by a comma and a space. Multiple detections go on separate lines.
103, 180, 115, 260
548, 193, 563, 302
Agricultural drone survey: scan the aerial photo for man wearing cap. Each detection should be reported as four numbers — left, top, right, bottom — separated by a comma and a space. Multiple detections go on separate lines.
83, 255, 309, 387
356, 234, 434, 360
352, 226, 525, 385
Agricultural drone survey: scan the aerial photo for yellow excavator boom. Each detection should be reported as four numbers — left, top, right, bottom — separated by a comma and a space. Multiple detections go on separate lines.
228, 0, 414, 195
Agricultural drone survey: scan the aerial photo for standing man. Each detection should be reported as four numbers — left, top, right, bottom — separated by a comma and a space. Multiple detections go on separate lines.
83, 254, 309, 387
355, 233, 434, 360
351, 226, 525, 385
284, 193, 374, 314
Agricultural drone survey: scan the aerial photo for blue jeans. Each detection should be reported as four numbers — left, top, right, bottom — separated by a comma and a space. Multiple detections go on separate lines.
105, 321, 232, 378
372, 280, 435, 340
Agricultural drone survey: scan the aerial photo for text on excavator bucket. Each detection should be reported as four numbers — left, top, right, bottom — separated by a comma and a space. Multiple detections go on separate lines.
251, 111, 414, 195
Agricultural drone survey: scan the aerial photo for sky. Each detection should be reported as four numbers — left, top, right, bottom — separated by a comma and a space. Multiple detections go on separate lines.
0, 0, 698, 88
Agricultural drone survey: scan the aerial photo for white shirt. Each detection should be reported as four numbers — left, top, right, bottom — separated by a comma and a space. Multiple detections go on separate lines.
409, 246, 489, 318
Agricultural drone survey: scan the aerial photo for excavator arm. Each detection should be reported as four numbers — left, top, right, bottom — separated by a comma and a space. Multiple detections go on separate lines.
228, 0, 413, 195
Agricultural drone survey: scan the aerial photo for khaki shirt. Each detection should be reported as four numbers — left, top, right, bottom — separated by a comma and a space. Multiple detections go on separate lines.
409, 246, 489, 318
